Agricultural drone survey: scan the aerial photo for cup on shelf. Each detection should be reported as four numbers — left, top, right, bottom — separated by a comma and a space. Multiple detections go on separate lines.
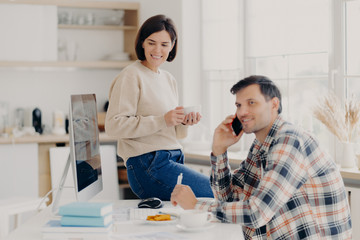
14, 108, 25, 130
76, 14, 86, 25
60, 11, 74, 25
103, 10, 124, 26
0, 102, 9, 135
52, 110, 66, 135
85, 12, 95, 25
58, 12, 68, 24
65, 41, 78, 61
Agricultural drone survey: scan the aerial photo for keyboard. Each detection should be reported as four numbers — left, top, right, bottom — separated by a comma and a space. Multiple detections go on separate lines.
129, 208, 160, 221
112, 206, 183, 223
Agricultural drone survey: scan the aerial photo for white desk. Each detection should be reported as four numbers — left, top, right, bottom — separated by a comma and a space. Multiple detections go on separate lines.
5, 200, 244, 240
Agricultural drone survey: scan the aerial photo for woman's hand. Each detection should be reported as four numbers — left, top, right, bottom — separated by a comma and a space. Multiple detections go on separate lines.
182, 112, 201, 125
164, 106, 185, 127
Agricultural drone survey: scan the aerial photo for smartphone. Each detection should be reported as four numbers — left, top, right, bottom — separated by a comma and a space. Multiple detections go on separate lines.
231, 115, 242, 136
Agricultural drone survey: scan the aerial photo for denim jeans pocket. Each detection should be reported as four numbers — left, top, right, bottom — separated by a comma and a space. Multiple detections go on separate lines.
147, 150, 172, 174
126, 163, 144, 198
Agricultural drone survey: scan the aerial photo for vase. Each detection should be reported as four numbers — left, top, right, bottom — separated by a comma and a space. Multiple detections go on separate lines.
341, 141, 356, 168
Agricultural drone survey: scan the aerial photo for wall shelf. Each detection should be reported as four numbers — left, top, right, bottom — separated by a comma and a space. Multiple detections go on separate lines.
58, 24, 137, 31
0, 60, 134, 69
0, 0, 139, 10
0, 0, 139, 69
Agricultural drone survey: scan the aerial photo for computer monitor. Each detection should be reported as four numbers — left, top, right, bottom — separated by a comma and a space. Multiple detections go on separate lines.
52, 94, 103, 213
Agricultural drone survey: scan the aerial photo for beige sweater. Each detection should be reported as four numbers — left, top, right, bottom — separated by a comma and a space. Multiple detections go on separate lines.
105, 60, 187, 163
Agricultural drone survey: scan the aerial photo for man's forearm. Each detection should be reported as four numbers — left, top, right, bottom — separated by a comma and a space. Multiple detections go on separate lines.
211, 146, 228, 157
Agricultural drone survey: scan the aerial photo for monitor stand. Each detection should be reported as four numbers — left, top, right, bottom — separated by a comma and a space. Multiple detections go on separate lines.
51, 153, 73, 214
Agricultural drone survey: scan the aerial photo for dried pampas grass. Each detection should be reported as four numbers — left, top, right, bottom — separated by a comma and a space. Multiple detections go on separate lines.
345, 96, 360, 142
313, 92, 360, 142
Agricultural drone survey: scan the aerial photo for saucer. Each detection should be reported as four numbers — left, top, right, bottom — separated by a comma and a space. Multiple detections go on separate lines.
176, 223, 214, 232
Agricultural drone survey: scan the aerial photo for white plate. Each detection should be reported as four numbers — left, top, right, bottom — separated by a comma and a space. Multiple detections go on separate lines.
142, 216, 178, 225
176, 223, 214, 232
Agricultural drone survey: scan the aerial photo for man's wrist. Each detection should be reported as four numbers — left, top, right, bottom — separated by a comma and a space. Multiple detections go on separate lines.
212, 146, 227, 156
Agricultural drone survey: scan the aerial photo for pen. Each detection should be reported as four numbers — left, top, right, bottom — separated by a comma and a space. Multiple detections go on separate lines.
177, 173, 183, 185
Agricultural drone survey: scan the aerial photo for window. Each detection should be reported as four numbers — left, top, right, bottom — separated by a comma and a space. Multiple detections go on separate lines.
244, 0, 332, 152
201, 0, 242, 131
200, 0, 251, 151
200, 0, 359, 158
345, 1, 360, 98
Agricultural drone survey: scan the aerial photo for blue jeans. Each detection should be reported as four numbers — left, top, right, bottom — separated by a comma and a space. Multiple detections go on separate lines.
126, 150, 213, 200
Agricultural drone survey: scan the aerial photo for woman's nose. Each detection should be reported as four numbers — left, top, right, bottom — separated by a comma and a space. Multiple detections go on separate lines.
154, 44, 161, 52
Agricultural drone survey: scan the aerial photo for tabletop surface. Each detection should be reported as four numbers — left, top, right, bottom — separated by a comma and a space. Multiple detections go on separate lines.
5, 199, 245, 240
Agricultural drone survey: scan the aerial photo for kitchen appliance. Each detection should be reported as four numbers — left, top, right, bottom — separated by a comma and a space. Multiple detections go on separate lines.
32, 108, 43, 134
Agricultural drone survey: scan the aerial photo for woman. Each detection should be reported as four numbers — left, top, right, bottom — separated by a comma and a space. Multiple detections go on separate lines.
105, 15, 213, 200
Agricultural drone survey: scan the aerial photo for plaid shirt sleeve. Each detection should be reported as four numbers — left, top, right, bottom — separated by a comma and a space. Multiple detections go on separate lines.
208, 152, 246, 202
196, 135, 310, 229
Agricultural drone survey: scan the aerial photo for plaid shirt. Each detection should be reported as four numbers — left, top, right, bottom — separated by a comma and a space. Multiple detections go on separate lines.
196, 116, 352, 239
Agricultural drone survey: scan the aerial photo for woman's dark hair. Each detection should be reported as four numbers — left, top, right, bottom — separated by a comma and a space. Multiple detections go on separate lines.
230, 75, 282, 114
135, 14, 177, 62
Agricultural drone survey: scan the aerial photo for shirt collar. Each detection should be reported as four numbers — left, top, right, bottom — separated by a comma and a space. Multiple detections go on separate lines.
251, 115, 284, 155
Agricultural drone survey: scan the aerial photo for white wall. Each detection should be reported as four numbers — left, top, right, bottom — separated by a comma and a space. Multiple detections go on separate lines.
0, 4, 57, 61
0, 69, 118, 131
181, 0, 202, 107
0, 0, 202, 133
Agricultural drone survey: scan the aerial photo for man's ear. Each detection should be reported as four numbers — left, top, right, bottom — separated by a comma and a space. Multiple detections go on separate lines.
272, 97, 280, 112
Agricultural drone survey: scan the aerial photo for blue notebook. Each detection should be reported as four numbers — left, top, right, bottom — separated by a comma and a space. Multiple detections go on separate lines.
61, 214, 113, 227
58, 202, 113, 217
42, 220, 112, 233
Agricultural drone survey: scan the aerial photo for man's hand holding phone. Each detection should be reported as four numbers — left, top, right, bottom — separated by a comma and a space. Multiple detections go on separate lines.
212, 114, 243, 156
231, 115, 243, 136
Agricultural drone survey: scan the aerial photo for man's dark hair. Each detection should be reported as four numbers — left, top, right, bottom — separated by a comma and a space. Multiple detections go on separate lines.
230, 75, 282, 114
135, 14, 177, 62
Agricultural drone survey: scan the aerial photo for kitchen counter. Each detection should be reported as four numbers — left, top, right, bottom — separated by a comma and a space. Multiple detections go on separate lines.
0, 132, 116, 144
185, 150, 360, 182
1, 135, 359, 196
340, 167, 360, 181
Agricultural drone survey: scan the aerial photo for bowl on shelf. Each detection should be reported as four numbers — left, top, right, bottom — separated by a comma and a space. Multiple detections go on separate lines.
103, 16, 123, 25
102, 51, 130, 61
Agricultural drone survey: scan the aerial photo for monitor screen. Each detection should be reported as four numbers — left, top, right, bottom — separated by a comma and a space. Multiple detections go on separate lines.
69, 94, 103, 201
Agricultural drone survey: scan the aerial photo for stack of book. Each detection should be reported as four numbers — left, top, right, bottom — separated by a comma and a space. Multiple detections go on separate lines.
42, 202, 113, 239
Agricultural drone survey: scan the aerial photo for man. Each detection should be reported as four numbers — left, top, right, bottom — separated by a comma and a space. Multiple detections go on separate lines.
171, 75, 352, 239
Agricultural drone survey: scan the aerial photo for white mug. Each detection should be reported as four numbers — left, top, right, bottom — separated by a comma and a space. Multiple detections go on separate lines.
179, 210, 212, 228
183, 105, 201, 115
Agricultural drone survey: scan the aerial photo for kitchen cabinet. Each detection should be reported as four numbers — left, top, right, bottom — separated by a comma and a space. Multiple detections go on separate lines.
0, 133, 121, 199
0, 143, 38, 198
0, 0, 139, 69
